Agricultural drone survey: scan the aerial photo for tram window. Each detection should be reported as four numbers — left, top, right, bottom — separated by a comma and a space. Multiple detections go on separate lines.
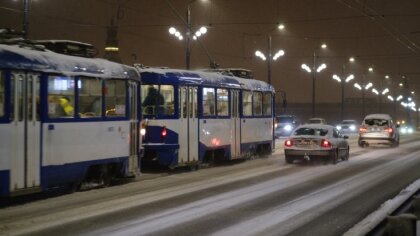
262, 92, 272, 116
202, 87, 215, 116
141, 85, 159, 115
105, 79, 126, 117
47, 75, 75, 118
0, 72, 4, 117
160, 85, 175, 115
78, 77, 102, 118
217, 88, 229, 116
180, 87, 187, 118
242, 91, 252, 116
253, 92, 262, 116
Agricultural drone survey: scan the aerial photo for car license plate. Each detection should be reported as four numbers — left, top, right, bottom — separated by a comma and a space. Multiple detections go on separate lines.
300, 140, 313, 145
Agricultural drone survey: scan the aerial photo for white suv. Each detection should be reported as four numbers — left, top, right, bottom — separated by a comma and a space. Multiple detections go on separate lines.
358, 114, 400, 147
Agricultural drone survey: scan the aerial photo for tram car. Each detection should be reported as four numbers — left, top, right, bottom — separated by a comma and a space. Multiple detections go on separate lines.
0, 38, 141, 197
138, 67, 275, 168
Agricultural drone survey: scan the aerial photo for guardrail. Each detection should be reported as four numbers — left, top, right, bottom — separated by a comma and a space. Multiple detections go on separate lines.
344, 179, 420, 236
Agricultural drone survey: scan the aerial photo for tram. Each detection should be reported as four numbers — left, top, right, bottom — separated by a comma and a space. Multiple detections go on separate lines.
0, 38, 141, 197
138, 66, 275, 168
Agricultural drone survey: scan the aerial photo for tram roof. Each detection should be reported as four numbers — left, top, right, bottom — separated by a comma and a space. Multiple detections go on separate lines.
139, 67, 274, 91
0, 44, 139, 79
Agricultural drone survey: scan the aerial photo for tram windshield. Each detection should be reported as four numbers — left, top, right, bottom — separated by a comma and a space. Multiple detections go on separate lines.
141, 84, 175, 116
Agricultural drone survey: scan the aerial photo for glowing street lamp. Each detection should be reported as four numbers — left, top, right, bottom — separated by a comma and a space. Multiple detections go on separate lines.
254, 24, 286, 85
332, 72, 355, 120
301, 43, 328, 117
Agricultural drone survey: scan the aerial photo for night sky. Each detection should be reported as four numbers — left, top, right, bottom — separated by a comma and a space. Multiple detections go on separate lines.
1, 0, 420, 104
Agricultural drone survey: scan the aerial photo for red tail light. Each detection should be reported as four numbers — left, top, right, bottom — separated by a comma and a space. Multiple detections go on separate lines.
385, 128, 393, 134
321, 139, 332, 148
161, 126, 167, 138
285, 139, 293, 147
359, 127, 367, 133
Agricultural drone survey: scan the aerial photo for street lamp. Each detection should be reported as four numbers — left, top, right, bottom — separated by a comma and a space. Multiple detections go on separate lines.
254, 24, 286, 85
353, 81, 373, 116
331, 73, 354, 120
300, 44, 328, 117
166, 0, 210, 69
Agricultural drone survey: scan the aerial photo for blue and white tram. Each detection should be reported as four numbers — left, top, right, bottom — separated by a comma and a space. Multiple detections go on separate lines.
139, 68, 275, 168
0, 43, 141, 197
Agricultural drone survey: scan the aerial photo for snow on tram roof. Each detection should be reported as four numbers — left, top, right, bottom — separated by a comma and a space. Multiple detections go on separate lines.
138, 67, 273, 91
0, 44, 138, 79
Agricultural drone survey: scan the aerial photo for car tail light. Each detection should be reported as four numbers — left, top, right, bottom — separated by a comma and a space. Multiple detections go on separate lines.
284, 139, 293, 147
321, 139, 332, 148
385, 127, 393, 134
359, 126, 367, 133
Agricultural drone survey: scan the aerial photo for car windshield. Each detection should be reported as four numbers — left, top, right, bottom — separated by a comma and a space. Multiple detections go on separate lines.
277, 117, 294, 123
294, 127, 328, 136
342, 120, 355, 124
365, 119, 389, 126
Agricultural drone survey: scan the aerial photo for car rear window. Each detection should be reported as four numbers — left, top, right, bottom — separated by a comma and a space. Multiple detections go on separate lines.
308, 119, 323, 124
364, 119, 389, 126
277, 117, 294, 123
294, 128, 328, 136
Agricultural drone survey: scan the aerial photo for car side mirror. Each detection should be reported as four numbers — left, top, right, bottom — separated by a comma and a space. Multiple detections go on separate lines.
343, 135, 349, 139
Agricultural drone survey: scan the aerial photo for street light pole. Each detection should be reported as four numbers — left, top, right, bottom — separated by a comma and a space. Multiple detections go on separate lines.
22, 0, 29, 39
267, 34, 272, 85
185, 4, 192, 70
311, 51, 316, 117
340, 64, 345, 120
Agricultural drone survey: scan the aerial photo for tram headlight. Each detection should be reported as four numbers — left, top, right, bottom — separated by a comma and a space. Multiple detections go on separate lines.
140, 123, 147, 136
140, 127, 146, 136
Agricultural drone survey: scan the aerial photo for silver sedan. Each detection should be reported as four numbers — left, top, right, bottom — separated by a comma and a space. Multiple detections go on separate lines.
284, 124, 350, 164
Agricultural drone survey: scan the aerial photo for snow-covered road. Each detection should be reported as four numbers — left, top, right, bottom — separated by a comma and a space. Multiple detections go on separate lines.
1, 134, 420, 236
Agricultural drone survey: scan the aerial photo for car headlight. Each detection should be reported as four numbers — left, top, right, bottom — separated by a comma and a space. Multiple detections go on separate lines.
408, 127, 414, 133
350, 125, 356, 131
284, 124, 292, 131
336, 125, 342, 130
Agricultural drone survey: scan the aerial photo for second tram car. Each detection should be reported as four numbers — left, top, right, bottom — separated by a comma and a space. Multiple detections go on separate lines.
0, 41, 141, 197
139, 67, 275, 168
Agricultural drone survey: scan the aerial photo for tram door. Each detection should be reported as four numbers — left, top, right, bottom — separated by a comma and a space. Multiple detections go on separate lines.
10, 72, 41, 194
179, 86, 198, 164
231, 90, 241, 159
128, 81, 140, 176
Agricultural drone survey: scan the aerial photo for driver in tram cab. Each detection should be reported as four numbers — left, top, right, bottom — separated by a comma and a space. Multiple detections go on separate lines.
58, 96, 74, 116
142, 87, 164, 114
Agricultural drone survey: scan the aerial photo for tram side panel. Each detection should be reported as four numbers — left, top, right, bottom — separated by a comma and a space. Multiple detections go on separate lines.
199, 118, 232, 161
42, 121, 131, 187
240, 117, 274, 155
